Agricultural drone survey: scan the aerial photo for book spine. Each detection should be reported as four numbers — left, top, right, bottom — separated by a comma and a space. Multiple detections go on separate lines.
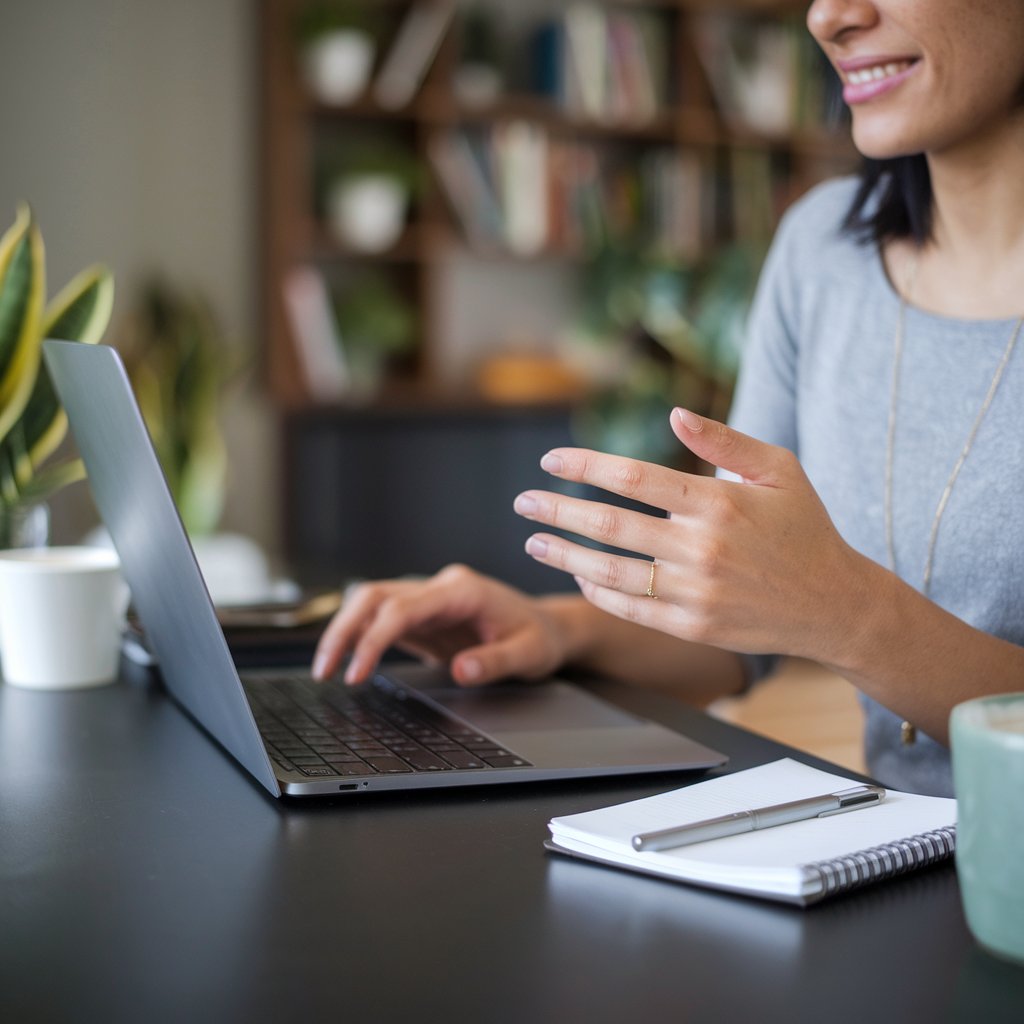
807, 826, 957, 902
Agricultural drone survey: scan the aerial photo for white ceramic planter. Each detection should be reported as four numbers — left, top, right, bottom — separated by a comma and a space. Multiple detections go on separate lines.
302, 30, 375, 105
327, 174, 409, 252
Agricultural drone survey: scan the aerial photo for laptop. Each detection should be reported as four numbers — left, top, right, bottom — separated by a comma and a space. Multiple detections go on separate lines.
45, 340, 726, 797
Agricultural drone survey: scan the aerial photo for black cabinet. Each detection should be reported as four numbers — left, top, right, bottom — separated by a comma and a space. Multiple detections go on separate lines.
283, 404, 581, 594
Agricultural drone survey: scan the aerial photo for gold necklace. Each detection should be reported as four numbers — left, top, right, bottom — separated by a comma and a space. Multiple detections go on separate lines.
885, 259, 1023, 745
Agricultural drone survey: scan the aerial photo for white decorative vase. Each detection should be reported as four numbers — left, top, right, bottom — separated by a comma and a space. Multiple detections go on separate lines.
302, 30, 375, 105
327, 175, 409, 252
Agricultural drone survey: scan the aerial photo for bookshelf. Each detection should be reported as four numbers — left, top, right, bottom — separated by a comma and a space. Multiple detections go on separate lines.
259, 0, 857, 586
259, 0, 855, 409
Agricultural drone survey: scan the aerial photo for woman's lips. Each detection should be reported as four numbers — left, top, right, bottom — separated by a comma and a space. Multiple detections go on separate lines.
840, 58, 920, 105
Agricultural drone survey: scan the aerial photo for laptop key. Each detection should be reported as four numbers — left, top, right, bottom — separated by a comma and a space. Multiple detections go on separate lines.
402, 750, 454, 771
362, 755, 413, 774
440, 751, 486, 770
482, 755, 530, 768
299, 766, 338, 777
467, 747, 508, 758
348, 744, 389, 756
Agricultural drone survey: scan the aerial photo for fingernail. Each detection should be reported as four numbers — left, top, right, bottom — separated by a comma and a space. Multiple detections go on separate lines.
674, 407, 703, 432
540, 452, 563, 474
514, 492, 539, 516
458, 656, 481, 683
526, 535, 548, 558
344, 656, 362, 685
312, 651, 328, 680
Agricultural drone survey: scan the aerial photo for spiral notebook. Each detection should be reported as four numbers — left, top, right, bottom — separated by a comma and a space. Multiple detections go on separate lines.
545, 759, 957, 906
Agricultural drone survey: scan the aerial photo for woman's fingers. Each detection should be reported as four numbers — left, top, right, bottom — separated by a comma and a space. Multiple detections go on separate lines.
312, 564, 566, 689
524, 532, 662, 600
514, 489, 670, 557
573, 574, 683, 635
337, 576, 476, 684
537, 447, 709, 515
670, 408, 796, 486
452, 628, 556, 687
312, 581, 407, 681
533, 413, 801, 516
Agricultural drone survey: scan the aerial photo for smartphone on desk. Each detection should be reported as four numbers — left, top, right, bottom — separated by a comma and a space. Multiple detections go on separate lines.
123, 591, 342, 671
215, 591, 342, 629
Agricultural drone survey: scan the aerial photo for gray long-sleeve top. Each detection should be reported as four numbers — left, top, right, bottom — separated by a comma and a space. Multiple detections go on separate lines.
728, 177, 1024, 796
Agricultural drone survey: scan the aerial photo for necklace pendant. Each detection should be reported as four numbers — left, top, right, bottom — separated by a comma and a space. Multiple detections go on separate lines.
900, 720, 918, 746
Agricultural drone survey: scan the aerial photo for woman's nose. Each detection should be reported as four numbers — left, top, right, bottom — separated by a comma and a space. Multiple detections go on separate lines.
807, 0, 879, 46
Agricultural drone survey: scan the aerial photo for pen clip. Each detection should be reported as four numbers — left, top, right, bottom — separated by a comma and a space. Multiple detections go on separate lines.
817, 785, 885, 817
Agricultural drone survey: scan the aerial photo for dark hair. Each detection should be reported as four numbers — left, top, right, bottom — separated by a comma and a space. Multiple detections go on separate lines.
842, 156, 933, 246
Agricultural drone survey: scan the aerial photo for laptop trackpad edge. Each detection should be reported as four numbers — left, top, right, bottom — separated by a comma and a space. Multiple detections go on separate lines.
423, 681, 645, 733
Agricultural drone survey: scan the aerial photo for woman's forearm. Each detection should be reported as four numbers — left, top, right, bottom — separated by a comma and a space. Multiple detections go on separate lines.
817, 554, 1024, 746
536, 594, 747, 705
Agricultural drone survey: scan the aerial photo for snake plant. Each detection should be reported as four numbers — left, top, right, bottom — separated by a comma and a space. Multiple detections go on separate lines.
0, 204, 114, 543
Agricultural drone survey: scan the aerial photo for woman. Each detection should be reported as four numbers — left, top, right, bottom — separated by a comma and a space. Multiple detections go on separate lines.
312, 0, 1024, 797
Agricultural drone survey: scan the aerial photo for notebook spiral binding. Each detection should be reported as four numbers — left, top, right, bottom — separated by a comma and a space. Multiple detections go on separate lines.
808, 825, 957, 899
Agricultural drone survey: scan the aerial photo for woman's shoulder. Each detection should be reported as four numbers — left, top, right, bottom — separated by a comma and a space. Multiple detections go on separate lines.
770, 175, 876, 282
777, 176, 860, 246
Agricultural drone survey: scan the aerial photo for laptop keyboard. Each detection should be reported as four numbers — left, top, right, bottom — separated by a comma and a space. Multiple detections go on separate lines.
244, 675, 532, 778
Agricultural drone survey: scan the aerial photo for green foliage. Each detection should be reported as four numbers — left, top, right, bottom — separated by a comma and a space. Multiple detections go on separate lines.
122, 280, 238, 538
317, 134, 423, 206
0, 204, 114, 543
574, 241, 762, 467
334, 273, 416, 356
580, 241, 760, 381
295, 1, 375, 44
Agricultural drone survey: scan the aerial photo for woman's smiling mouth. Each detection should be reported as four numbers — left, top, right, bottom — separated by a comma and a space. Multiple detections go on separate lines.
840, 57, 921, 103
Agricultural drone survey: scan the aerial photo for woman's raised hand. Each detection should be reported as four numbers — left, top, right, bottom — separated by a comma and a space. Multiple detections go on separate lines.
312, 564, 569, 686
515, 408, 867, 664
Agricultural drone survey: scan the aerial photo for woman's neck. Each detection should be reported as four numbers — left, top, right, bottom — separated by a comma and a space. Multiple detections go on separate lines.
903, 115, 1024, 319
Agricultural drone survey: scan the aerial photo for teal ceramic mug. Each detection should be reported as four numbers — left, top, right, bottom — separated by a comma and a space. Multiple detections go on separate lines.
950, 693, 1024, 964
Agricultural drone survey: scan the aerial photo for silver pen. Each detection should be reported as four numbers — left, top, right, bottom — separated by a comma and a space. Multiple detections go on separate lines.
631, 785, 886, 852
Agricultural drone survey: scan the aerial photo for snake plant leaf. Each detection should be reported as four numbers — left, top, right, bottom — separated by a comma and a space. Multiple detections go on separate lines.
4, 265, 114, 484
0, 440, 23, 505
0, 204, 45, 445
12, 457, 86, 504
44, 265, 114, 348
176, 417, 227, 538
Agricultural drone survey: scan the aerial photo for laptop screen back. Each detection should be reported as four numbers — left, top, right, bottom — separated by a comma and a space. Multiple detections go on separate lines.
44, 340, 279, 794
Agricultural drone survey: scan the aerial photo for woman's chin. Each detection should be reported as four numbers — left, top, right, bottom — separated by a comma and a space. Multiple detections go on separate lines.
849, 120, 925, 162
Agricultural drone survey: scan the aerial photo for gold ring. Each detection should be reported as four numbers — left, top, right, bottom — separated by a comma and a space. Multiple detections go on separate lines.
646, 560, 659, 600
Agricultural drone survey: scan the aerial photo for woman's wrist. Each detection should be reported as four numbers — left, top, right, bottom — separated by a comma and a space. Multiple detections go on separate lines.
813, 549, 902, 677
535, 593, 601, 669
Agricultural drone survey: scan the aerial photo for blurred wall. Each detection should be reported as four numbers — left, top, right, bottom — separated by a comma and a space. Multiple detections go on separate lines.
0, 0, 278, 560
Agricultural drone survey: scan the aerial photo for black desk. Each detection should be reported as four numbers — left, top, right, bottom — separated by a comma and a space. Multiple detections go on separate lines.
2, 674, 1022, 1024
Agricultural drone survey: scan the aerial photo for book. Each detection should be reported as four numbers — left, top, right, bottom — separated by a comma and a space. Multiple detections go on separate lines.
564, 4, 607, 120
546, 759, 957, 906
692, 13, 800, 136
281, 266, 350, 400
427, 132, 503, 246
493, 120, 549, 256
373, 0, 456, 110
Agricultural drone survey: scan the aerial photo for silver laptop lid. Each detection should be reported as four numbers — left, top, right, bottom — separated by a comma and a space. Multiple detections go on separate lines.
44, 340, 280, 796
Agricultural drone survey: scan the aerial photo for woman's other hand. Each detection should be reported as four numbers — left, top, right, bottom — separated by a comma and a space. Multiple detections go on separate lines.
515, 408, 870, 665
312, 565, 568, 686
